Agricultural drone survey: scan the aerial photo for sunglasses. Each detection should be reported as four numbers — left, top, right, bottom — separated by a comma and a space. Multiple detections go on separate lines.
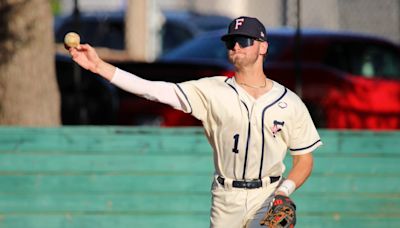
224, 36, 255, 50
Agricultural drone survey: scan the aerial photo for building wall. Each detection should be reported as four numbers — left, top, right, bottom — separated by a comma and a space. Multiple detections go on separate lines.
59, 0, 400, 43
178, 0, 400, 43
337, 0, 400, 43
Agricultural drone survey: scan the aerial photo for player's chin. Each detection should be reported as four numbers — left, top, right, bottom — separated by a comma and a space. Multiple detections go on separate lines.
229, 56, 246, 67
228, 54, 240, 62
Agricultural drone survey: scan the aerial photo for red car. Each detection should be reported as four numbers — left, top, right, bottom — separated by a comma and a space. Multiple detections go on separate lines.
57, 28, 400, 129
158, 28, 400, 129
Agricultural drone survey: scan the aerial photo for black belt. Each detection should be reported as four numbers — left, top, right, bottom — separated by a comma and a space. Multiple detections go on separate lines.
217, 176, 280, 189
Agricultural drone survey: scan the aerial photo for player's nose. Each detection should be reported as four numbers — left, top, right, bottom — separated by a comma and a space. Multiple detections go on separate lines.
233, 42, 241, 50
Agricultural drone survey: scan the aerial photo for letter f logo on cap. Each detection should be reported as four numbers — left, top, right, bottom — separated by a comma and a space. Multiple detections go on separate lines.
235, 18, 245, 30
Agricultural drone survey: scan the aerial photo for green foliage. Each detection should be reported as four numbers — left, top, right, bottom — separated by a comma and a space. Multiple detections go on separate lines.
51, 0, 61, 15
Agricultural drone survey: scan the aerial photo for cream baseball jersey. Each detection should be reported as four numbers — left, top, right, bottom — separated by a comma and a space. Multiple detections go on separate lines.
175, 76, 322, 180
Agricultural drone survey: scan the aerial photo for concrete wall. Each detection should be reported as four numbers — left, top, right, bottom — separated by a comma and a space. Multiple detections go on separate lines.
59, 0, 400, 43
337, 0, 400, 43
157, 0, 400, 43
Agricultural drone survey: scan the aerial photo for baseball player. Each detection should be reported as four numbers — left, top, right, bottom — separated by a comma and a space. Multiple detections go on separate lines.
68, 16, 322, 228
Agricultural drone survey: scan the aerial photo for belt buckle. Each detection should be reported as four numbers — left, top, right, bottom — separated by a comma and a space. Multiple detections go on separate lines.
220, 177, 264, 189
245, 180, 261, 189
245, 181, 253, 188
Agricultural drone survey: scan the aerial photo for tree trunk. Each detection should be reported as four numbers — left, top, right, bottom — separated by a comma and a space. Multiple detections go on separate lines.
0, 0, 60, 126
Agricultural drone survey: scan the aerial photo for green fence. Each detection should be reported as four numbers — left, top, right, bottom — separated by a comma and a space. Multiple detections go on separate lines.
0, 127, 399, 228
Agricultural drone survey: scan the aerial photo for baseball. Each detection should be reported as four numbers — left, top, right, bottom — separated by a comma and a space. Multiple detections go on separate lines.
64, 32, 80, 48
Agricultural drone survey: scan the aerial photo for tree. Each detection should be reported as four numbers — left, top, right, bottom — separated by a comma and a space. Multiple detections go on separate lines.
0, 0, 60, 126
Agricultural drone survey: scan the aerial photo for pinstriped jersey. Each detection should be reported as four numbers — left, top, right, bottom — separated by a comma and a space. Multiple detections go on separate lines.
175, 76, 322, 180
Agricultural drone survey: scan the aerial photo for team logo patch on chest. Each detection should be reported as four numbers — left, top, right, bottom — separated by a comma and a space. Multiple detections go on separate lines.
278, 101, 288, 109
271, 120, 285, 137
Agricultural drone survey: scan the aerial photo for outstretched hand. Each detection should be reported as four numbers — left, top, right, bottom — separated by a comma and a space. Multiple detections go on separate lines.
67, 44, 116, 81
68, 44, 101, 74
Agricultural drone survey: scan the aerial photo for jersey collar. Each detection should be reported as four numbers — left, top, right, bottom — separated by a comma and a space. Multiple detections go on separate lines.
225, 77, 285, 104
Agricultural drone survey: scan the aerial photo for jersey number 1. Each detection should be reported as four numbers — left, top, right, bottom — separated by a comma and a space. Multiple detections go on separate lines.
232, 134, 239, 154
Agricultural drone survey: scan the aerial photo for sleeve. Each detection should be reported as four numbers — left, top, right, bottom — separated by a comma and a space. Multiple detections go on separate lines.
174, 78, 211, 121
110, 68, 183, 110
289, 100, 323, 155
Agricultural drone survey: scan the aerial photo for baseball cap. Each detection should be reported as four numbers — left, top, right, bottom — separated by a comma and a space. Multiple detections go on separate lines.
221, 16, 267, 41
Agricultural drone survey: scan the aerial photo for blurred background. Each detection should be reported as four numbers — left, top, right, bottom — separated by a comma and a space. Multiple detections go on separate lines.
0, 0, 399, 128
0, 1, 400, 228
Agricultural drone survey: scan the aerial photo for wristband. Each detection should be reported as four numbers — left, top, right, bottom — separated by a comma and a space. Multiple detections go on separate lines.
276, 179, 296, 196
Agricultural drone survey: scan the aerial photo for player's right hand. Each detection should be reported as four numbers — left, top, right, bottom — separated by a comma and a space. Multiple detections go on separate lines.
69, 44, 102, 74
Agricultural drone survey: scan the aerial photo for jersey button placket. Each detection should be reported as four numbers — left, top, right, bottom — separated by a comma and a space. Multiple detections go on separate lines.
249, 105, 258, 150
250, 104, 257, 126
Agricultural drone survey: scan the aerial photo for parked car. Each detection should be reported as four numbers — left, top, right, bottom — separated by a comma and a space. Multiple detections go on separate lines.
54, 10, 231, 55
159, 28, 400, 129
54, 10, 231, 126
56, 28, 400, 129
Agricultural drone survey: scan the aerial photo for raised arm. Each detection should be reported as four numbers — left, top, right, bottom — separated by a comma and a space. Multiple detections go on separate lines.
67, 44, 182, 109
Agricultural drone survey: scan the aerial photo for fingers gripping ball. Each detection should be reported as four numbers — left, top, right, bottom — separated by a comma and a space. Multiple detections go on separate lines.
64, 32, 80, 48
260, 195, 296, 228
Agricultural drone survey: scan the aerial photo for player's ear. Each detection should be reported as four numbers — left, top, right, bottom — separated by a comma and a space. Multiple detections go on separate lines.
260, 41, 268, 55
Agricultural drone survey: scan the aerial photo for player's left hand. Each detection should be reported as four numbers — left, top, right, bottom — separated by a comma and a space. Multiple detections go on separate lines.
259, 195, 296, 227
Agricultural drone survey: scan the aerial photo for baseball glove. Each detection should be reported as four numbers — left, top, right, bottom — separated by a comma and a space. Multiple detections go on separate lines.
259, 195, 296, 228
